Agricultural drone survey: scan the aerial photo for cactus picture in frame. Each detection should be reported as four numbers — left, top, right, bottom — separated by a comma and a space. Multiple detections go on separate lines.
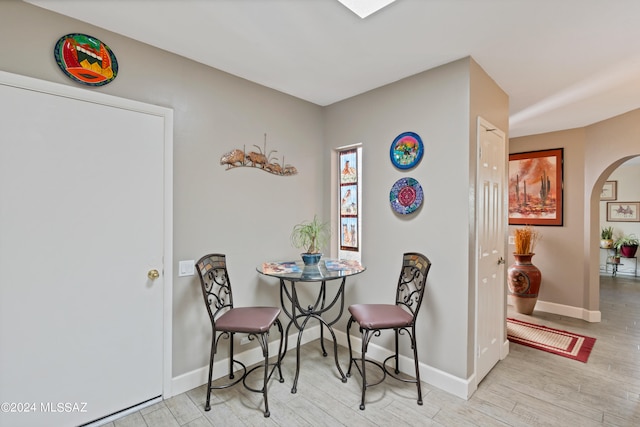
508, 148, 563, 226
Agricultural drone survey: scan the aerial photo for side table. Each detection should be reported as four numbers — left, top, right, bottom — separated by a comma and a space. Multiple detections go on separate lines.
257, 259, 365, 393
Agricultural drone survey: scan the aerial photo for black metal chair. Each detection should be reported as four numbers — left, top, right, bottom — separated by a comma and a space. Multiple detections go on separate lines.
195, 254, 284, 417
346, 252, 431, 410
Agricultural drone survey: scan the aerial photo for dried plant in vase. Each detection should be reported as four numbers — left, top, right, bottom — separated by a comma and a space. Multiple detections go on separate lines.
513, 226, 542, 255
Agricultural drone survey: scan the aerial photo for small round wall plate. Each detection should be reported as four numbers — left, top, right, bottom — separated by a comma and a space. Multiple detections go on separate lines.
54, 33, 118, 86
390, 177, 423, 214
390, 131, 423, 169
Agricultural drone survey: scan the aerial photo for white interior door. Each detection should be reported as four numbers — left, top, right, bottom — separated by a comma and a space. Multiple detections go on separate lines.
0, 73, 171, 426
475, 117, 506, 384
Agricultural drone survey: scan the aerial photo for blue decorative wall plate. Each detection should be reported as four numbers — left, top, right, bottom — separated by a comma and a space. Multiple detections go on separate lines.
390, 131, 423, 169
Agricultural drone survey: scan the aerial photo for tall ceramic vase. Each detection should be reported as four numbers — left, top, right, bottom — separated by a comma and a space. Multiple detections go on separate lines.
507, 253, 542, 315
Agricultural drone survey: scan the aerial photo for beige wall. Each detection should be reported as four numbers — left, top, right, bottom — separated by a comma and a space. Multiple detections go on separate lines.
0, 0, 324, 379
469, 59, 509, 374
508, 129, 586, 309
7, 0, 637, 399
510, 110, 640, 317
599, 163, 640, 275
0, 0, 505, 397
325, 59, 473, 380
325, 57, 508, 383
585, 110, 640, 309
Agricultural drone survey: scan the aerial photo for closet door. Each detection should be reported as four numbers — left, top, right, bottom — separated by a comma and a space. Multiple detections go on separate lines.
0, 77, 167, 426
476, 117, 507, 384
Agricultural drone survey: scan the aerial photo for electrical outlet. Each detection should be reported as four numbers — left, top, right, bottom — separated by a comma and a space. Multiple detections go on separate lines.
240, 337, 251, 345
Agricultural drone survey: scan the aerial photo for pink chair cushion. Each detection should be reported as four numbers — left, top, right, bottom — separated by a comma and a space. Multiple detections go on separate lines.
349, 304, 413, 330
216, 306, 280, 333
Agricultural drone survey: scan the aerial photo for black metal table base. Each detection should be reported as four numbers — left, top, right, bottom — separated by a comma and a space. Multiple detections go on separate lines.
280, 277, 347, 393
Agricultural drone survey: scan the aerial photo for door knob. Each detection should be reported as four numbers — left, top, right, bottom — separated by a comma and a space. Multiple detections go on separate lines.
497, 257, 505, 265
148, 269, 160, 280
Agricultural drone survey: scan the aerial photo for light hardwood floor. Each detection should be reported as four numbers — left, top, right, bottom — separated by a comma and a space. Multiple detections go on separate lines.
105, 274, 640, 427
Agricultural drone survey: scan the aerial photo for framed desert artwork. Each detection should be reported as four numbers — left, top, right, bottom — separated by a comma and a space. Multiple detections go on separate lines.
508, 148, 563, 226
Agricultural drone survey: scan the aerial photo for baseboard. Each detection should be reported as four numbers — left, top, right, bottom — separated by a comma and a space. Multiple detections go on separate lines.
171, 325, 473, 400
173, 309, 603, 401
507, 296, 601, 323
84, 397, 162, 427
332, 329, 473, 400
170, 325, 321, 397
501, 338, 510, 360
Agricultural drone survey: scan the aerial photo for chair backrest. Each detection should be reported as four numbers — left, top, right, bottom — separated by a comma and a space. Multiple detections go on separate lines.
195, 254, 234, 323
395, 252, 431, 319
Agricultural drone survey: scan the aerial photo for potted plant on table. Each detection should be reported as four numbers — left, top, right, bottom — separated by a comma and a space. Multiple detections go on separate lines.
508, 226, 542, 315
600, 226, 614, 249
290, 215, 331, 265
614, 233, 639, 258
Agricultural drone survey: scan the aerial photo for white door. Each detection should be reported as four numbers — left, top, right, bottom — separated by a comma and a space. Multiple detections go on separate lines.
475, 117, 506, 383
0, 73, 171, 426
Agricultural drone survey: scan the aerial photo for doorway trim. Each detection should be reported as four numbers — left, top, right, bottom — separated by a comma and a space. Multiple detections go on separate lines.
0, 70, 174, 399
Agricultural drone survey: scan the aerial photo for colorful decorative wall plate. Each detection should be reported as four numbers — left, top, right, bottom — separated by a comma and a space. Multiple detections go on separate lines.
390, 131, 423, 169
54, 33, 118, 86
390, 177, 423, 214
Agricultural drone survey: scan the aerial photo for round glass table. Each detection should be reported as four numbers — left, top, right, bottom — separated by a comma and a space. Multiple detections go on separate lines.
257, 259, 365, 393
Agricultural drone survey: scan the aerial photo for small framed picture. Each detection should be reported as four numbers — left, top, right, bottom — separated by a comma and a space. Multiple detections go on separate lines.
601, 181, 617, 201
607, 202, 640, 222
340, 216, 358, 250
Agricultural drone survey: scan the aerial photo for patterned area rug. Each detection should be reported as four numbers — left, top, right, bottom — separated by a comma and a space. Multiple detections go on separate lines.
507, 318, 596, 363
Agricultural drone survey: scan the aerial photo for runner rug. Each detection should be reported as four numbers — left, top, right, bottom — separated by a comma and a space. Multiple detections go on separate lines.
506, 318, 596, 363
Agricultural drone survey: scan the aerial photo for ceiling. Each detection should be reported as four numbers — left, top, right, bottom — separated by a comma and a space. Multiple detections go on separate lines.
26, 0, 640, 138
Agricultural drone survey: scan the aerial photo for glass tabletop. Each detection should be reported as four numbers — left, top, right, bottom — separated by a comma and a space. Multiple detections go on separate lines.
257, 259, 365, 282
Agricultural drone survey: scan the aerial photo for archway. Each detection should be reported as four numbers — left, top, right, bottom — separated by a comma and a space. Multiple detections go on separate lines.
595, 155, 640, 298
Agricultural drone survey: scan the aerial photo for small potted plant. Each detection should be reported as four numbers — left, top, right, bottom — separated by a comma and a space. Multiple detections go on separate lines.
600, 226, 614, 248
290, 215, 331, 265
613, 233, 639, 258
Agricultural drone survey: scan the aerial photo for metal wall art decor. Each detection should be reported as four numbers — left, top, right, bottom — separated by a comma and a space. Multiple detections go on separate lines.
508, 148, 563, 226
390, 131, 423, 169
220, 134, 297, 176
54, 33, 118, 86
340, 149, 359, 251
389, 177, 423, 215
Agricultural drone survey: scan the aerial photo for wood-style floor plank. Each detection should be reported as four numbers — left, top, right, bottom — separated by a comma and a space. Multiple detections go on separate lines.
104, 274, 640, 426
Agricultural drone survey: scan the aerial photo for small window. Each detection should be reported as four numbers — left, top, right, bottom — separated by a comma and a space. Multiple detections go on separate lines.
338, 146, 362, 261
